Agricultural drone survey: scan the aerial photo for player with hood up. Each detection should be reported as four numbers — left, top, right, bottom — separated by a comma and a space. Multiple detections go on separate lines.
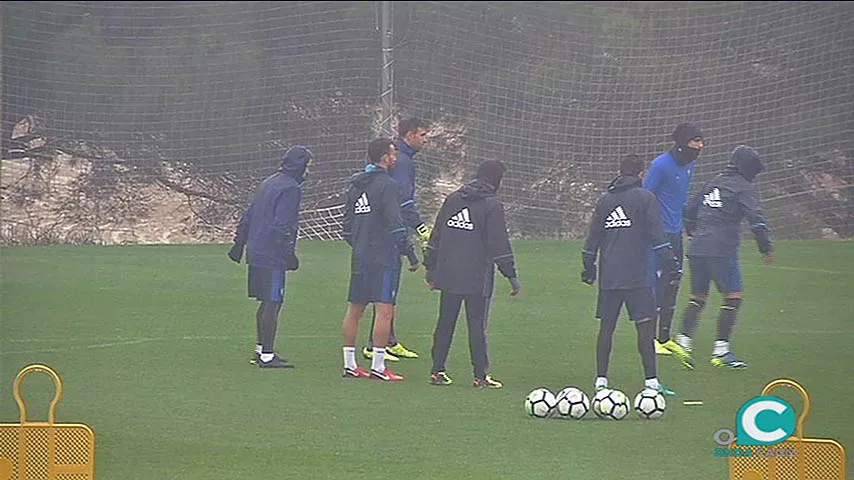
675, 145, 774, 369
228, 145, 313, 369
582, 154, 680, 396
425, 160, 520, 389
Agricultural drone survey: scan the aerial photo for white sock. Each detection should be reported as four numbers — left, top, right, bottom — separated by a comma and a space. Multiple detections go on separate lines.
713, 340, 729, 357
255, 344, 263, 354
676, 334, 693, 353
644, 377, 660, 390
371, 347, 386, 373
260, 353, 275, 363
595, 376, 608, 389
343, 347, 357, 370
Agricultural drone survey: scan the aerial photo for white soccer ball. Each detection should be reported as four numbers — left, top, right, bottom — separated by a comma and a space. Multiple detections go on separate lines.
592, 388, 630, 420
554, 386, 590, 420
524, 387, 556, 419
634, 388, 666, 420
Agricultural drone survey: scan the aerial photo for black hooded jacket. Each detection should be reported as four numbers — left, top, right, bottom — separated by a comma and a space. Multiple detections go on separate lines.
583, 174, 676, 290
685, 146, 773, 257
233, 146, 310, 270
342, 167, 418, 273
424, 178, 517, 296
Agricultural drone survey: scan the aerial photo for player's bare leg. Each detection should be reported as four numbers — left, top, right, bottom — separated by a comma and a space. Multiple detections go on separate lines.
342, 303, 370, 378
370, 303, 404, 380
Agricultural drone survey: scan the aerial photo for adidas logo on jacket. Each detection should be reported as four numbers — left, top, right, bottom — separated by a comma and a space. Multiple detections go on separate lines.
447, 207, 474, 230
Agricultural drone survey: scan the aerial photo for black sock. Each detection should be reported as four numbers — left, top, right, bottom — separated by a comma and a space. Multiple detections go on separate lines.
636, 319, 656, 379
596, 317, 617, 378
255, 303, 264, 346
657, 306, 676, 342
655, 270, 680, 342
681, 298, 706, 338
260, 301, 282, 355
717, 298, 742, 342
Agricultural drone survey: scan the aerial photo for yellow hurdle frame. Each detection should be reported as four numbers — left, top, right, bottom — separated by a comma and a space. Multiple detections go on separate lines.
729, 378, 846, 480
0, 364, 95, 480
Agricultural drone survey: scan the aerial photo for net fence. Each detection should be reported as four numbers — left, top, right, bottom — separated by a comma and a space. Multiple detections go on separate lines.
2, 1, 851, 244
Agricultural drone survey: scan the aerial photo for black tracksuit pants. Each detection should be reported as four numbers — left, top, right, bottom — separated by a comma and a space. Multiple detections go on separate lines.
431, 291, 492, 379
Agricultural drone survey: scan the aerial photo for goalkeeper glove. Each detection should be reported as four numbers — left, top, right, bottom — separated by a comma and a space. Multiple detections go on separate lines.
415, 223, 431, 248
227, 243, 245, 263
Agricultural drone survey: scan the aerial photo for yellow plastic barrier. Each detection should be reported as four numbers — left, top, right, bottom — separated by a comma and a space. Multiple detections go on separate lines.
729, 378, 846, 480
0, 364, 95, 479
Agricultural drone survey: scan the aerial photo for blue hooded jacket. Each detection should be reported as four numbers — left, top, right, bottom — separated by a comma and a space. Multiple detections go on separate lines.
233, 146, 312, 269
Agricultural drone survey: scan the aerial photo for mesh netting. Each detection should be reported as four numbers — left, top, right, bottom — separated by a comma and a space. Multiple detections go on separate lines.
2, 1, 851, 244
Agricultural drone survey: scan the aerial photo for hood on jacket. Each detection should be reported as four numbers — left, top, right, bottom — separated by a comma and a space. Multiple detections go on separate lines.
350, 166, 386, 189
724, 145, 763, 182
474, 159, 506, 190
460, 178, 498, 201
607, 174, 643, 193
280, 145, 313, 184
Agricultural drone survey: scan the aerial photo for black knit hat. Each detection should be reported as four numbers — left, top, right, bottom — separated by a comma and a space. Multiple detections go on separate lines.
672, 123, 703, 147
476, 159, 506, 189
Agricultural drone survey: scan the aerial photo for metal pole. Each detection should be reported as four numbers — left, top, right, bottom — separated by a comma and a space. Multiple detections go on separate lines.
0, 1, 5, 154
379, 1, 394, 138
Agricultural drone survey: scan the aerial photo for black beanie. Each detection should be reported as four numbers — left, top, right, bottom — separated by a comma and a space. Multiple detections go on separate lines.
672, 123, 703, 147
476, 159, 506, 189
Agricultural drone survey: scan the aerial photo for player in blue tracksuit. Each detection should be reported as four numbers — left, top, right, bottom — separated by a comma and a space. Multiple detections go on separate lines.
228, 145, 313, 369
341, 138, 420, 381
364, 118, 431, 361
644, 123, 704, 364
675, 145, 774, 369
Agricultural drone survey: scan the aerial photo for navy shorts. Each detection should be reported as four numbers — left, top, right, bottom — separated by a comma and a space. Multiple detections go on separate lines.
347, 266, 401, 305
688, 255, 743, 295
248, 266, 286, 303
596, 287, 656, 323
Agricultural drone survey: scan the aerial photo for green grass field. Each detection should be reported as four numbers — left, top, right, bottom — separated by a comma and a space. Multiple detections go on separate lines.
1, 240, 852, 479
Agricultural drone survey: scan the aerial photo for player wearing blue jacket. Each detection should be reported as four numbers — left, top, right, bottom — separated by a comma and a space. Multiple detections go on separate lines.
583, 155, 680, 396
644, 123, 704, 364
341, 138, 420, 381
228, 145, 313, 369
364, 118, 431, 361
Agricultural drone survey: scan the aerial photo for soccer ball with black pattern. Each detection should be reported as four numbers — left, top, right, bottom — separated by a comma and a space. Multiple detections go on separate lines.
633, 388, 666, 420
554, 386, 590, 420
524, 387, 556, 419
592, 388, 630, 420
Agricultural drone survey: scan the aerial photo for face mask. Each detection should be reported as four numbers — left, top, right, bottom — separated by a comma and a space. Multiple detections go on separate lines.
673, 145, 700, 165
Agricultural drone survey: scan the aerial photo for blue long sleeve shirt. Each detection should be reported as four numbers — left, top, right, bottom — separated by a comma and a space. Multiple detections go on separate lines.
643, 151, 695, 234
